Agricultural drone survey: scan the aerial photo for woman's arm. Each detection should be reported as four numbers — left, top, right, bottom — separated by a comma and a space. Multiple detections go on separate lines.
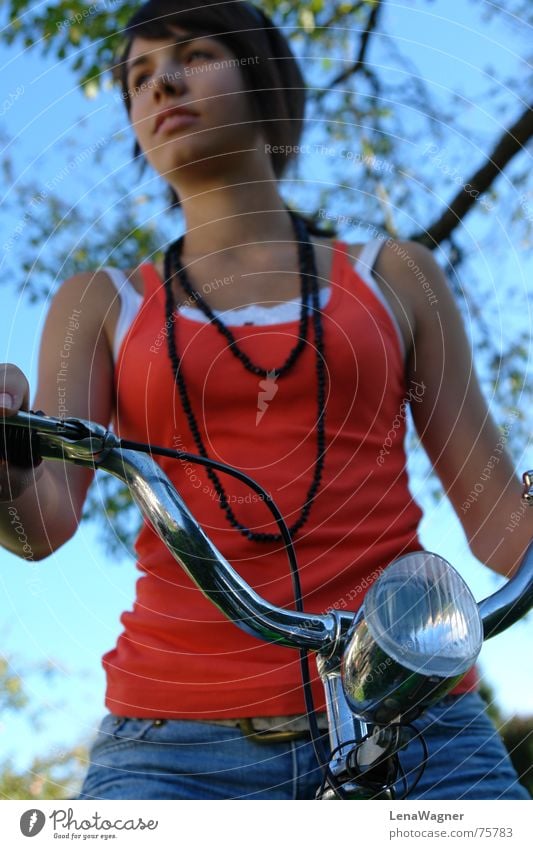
375, 240, 532, 577
0, 270, 117, 559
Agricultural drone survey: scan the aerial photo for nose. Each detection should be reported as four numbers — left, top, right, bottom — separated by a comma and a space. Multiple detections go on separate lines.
152, 63, 186, 102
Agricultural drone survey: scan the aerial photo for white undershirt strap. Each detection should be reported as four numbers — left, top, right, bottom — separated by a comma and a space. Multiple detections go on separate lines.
353, 239, 405, 358
355, 238, 386, 278
102, 267, 143, 362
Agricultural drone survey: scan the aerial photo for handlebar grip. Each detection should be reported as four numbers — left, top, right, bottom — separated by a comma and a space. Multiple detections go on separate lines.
0, 410, 44, 468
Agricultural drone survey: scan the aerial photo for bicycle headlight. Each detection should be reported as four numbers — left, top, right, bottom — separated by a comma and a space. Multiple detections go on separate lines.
341, 552, 483, 724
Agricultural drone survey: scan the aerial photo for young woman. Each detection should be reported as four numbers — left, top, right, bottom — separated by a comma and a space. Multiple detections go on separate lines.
0, 0, 531, 800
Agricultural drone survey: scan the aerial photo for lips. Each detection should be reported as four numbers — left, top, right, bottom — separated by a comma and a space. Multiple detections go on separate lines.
154, 106, 199, 134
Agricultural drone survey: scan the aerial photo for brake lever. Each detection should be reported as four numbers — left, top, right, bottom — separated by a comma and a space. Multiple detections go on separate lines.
523, 470, 533, 505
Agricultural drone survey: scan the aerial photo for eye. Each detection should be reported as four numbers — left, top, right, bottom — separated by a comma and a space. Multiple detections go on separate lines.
135, 73, 150, 87
185, 49, 213, 63
129, 72, 151, 92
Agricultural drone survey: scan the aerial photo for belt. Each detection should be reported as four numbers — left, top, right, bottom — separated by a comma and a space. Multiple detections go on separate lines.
196, 713, 330, 744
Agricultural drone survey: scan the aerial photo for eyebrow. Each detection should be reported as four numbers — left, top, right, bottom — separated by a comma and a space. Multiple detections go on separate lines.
126, 33, 214, 77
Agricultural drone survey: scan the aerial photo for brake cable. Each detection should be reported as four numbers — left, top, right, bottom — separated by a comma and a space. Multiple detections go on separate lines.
117, 438, 332, 776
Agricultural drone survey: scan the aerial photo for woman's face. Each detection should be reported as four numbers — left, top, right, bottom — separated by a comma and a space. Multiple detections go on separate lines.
126, 28, 262, 182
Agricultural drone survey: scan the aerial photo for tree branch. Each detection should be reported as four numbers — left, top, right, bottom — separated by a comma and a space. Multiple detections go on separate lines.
412, 102, 533, 248
321, 1, 368, 30
326, 0, 383, 89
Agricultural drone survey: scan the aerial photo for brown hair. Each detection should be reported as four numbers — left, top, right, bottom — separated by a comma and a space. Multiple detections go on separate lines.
116, 0, 307, 198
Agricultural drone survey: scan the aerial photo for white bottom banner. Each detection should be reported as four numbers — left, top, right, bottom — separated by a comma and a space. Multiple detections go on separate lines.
1, 799, 531, 847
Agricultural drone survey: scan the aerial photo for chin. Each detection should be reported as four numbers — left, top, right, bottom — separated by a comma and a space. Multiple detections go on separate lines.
158, 136, 245, 179
147, 138, 200, 173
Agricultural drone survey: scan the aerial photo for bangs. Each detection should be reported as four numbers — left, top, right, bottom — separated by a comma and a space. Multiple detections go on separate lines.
119, 1, 273, 79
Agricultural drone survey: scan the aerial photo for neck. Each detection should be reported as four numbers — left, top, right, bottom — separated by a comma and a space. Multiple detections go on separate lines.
166, 160, 297, 256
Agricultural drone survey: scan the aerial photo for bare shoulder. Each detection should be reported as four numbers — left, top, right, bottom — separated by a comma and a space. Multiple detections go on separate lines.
373, 238, 447, 309
345, 236, 439, 282
47, 268, 130, 361
59, 265, 146, 299
63, 263, 149, 327
53, 267, 120, 304
47, 270, 109, 325
342, 238, 429, 355
350, 237, 452, 329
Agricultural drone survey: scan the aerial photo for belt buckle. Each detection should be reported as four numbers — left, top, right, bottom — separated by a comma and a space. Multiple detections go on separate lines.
238, 717, 309, 744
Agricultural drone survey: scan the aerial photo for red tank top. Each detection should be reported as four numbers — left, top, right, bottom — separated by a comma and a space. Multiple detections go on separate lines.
103, 241, 475, 718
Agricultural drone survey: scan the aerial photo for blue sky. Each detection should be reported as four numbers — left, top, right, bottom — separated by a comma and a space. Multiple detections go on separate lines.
0, 0, 532, 774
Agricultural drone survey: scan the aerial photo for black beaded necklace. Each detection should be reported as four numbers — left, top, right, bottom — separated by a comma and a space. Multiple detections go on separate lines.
163, 210, 327, 542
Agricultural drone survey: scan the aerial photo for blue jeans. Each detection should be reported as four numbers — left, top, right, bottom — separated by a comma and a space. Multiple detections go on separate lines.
78, 692, 529, 800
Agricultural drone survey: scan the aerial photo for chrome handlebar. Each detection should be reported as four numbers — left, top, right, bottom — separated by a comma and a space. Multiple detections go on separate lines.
100, 441, 340, 652
3, 410, 533, 654
3, 410, 533, 799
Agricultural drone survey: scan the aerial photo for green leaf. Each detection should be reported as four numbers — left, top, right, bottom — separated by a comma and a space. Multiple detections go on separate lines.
300, 8, 315, 33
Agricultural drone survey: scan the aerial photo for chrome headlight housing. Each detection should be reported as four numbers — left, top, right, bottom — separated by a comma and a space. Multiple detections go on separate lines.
342, 552, 483, 724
